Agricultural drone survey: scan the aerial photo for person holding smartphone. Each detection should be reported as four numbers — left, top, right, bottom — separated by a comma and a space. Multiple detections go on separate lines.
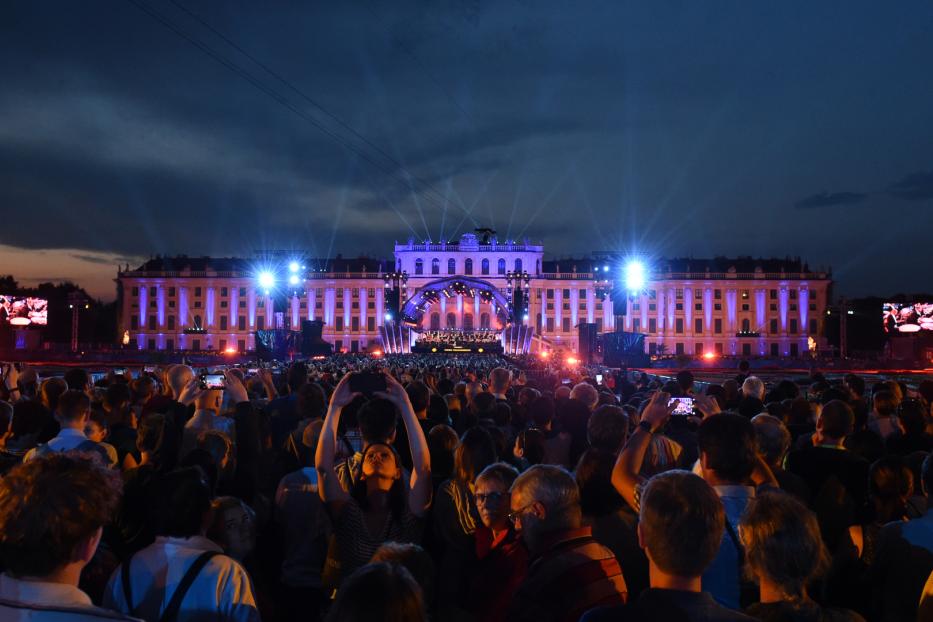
315, 371, 432, 590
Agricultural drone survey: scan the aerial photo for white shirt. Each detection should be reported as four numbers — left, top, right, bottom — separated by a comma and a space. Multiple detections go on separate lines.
181, 411, 236, 457
0, 573, 137, 622
103, 536, 259, 622
23, 429, 112, 465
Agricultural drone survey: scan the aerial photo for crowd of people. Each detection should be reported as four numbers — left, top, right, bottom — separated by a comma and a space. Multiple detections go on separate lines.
1, 355, 933, 621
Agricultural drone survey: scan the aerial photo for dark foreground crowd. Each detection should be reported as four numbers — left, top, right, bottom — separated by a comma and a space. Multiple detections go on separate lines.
1, 355, 933, 622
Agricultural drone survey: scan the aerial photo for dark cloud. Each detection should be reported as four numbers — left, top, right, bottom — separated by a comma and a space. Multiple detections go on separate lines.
886, 171, 933, 201
794, 191, 868, 209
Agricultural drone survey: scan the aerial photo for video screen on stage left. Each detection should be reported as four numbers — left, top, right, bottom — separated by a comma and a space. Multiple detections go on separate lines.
883, 302, 933, 333
0, 295, 48, 327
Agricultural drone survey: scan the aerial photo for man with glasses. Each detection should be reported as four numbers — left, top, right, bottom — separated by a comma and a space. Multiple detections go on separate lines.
506, 464, 627, 622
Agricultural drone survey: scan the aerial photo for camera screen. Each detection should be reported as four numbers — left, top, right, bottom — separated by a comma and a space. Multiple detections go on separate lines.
202, 373, 225, 389
668, 397, 694, 416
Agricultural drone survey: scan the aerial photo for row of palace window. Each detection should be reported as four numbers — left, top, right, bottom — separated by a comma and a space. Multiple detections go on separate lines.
631, 317, 819, 335
648, 341, 805, 357
633, 302, 817, 313
140, 337, 372, 353
414, 257, 528, 275
645, 288, 817, 300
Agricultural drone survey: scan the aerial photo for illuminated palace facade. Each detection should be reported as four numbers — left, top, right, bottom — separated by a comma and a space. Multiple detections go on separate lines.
117, 233, 831, 357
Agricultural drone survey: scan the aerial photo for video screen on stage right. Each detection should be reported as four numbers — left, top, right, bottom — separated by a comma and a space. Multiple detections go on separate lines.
883, 302, 933, 333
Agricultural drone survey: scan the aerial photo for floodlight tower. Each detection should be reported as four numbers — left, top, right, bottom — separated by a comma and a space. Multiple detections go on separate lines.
66, 291, 89, 352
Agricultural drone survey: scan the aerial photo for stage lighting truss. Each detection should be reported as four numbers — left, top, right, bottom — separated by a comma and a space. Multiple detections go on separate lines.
506, 270, 531, 322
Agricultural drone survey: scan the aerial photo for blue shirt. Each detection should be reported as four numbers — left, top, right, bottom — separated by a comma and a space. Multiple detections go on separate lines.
702, 484, 755, 610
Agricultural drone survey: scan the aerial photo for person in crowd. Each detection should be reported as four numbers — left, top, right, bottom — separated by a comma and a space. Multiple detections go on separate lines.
208, 496, 257, 563
867, 453, 933, 621
575, 404, 649, 596
315, 372, 432, 587
0, 400, 47, 473
751, 414, 810, 502
507, 464, 627, 622
583, 470, 756, 622
513, 426, 546, 468
104, 467, 260, 621
786, 400, 870, 550
274, 419, 329, 621
886, 398, 933, 455
324, 562, 426, 622
370, 543, 436, 617
24, 390, 112, 466
613, 392, 777, 609
0, 454, 133, 622
433, 426, 497, 616
100, 383, 139, 469
466, 462, 527, 622
182, 382, 236, 457
489, 367, 512, 402
335, 393, 402, 490
85, 411, 119, 467
529, 396, 572, 468
867, 390, 899, 439
742, 491, 864, 622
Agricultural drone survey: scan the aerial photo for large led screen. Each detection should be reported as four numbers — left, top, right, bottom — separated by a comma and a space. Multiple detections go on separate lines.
883, 302, 933, 333
0, 295, 48, 326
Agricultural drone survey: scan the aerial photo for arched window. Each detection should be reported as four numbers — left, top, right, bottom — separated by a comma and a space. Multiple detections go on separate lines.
431, 258, 440, 275
446, 312, 457, 329
480, 312, 490, 329
448, 258, 456, 274
430, 312, 441, 330
741, 318, 751, 332
464, 259, 473, 275
481, 258, 490, 275
514, 258, 523, 273
463, 313, 474, 331
497, 258, 506, 275
415, 258, 424, 275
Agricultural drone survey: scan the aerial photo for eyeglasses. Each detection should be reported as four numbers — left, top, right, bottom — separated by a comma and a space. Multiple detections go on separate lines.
508, 502, 536, 524
475, 491, 507, 505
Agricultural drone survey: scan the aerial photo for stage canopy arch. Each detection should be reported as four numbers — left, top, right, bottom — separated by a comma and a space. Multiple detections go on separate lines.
400, 277, 511, 329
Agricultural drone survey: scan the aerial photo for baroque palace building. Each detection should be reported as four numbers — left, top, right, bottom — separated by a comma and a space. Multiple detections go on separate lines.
117, 231, 831, 357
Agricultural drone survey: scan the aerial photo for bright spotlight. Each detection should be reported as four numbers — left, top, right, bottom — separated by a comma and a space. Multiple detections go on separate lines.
523, 313, 530, 321
257, 271, 276, 289
702, 351, 716, 361
566, 356, 579, 366
384, 312, 393, 321
539, 350, 551, 359
288, 261, 300, 273
224, 346, 237, 355
624, 261, 646, 292
288, 274, 300, 286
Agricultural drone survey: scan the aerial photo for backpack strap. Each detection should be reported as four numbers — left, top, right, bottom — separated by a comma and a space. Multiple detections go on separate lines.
121, 555, 134, 616
723, 517, 758, 608
158, 551, 219, 622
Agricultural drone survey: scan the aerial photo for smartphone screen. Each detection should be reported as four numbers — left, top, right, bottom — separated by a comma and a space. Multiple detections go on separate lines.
668, 397, 694, 416
144, 366, 156, 373
562, 378, 572, 385
200, 373, 226, 390
113, 368, 127, 376
596, 374, 604, 384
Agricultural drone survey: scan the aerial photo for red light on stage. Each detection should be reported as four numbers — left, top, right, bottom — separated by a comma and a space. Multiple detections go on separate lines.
539, 351, 551, 359
224, 346, 237, 355
566, 356, 579, 366
702, 352, 716, 361
372, 350, 383, 358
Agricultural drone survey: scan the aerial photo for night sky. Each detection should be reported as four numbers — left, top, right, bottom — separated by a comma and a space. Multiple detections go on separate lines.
2, 1, 932, 300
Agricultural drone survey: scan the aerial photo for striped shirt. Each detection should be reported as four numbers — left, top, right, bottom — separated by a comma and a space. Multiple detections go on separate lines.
507, 526, 627, 622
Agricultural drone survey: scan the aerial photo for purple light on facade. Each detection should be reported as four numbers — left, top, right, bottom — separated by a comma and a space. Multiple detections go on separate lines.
779, 287, 789, 332
684, 287, 692, 327
138, 285, 147, 326
206, 288, 215, 327
230, 288, 237, 326
291, 296, 300, 328
179, 288, 188, 327
726, 290, 737, 330
755, 289, 766, 330
704, 289, 712, 328
666, 292, 674, 332
799, 286, 809, 329
343, 288, 351, 328
157, 286, 165, 327
248, 290, 256, 327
